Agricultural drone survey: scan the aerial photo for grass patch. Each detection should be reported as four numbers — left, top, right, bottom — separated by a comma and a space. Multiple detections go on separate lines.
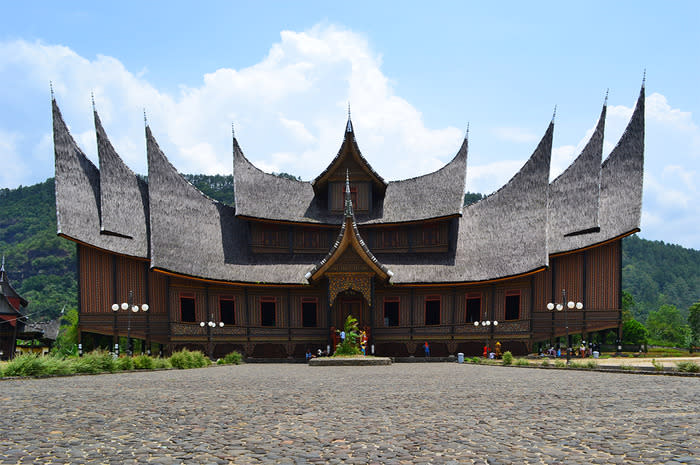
554, 360, 566, 368
619, 364, 636, 371
514, 358, 530, 366
675, 361, 699, 373
541, 358, 550, 367
651, 359, 664, 371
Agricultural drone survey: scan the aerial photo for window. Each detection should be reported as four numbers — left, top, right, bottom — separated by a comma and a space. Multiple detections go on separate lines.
466, 294, 481, 323
505, 291, 520, 320
261, 297, 276, 327
425, 296, 441, 325
384, 298, 400, 327
180, 293, 196, 323
220, 296, 235, 325
302, 298, 317, 328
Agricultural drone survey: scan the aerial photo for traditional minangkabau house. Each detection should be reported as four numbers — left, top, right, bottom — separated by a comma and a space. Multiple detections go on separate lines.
52, 83, 644, 358
0, 259, 28, 360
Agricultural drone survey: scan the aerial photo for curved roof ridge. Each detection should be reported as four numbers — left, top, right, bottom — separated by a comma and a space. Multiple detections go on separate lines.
94, 108, 150, 257
548, 101, 606, 253
312, 118, 386, 188
388, 137, 468, 184
232, 136, 321, 221
544, 84, 645, 255
376, 137, 468, 223
147, 126, 223, 207
470, 121, 554, 208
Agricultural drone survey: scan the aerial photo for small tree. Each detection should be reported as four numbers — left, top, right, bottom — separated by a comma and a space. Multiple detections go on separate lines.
622, 318, 648, 348
334, 315, 361, 356
52, 308, 79, 356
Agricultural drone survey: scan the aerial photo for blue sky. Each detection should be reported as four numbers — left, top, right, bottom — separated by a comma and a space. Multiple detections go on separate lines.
1, 1, 698, 249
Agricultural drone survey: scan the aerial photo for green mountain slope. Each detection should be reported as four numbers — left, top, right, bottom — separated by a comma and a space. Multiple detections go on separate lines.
1, 177, 698, 326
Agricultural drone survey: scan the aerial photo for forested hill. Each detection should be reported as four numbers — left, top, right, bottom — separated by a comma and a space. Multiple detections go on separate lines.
1, 176, 698, 325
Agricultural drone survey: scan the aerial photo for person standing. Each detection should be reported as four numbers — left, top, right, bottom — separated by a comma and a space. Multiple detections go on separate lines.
424, 341, 430, 358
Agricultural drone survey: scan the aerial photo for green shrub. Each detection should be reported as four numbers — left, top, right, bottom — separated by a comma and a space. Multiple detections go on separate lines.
651, 359, 664, 371
116, 356, 134, 371
541, 358, 550, 367
675, 361, 699, 373
470, 356, 482, 364
501, 351, 513, 365
620, 364, 635, 371
3, 354, 72, 377
584, 360, 599, 369
169, 349, 210, 369
190, 350, 211, 368
217, 351, 243, 365
514, 358, 529, 366
152, 357, 171, 369
554, 360, 566, 368
81, 350, 116, 372
72, 356, 107, 374
132, 354, 155, 370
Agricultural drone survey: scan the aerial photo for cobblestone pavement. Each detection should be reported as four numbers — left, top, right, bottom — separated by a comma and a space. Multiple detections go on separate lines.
1, 363, 698, 464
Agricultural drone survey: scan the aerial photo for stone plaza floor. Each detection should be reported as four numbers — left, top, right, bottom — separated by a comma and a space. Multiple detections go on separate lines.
1, 363, 698, 464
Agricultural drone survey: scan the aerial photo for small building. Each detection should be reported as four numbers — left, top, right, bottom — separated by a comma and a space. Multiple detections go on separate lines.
52, 83, 645, 358
0, 260, 27, 360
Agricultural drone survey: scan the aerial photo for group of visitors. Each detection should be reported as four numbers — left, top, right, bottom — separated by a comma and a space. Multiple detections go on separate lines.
540, 341, 601, 358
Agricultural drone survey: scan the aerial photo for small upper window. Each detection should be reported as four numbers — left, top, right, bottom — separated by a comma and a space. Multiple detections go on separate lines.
261, 298, 276, 327
505, 291, 520, 320
425, 296, 440, 326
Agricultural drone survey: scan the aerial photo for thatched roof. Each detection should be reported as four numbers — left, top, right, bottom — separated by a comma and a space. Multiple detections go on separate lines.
95, 110, 150, 257
233, 116, 467, 225
548, 103, 605, 253
53, 84, 645, 285
550, 84, 645, 254
376, 122, 553, 283
148, 126, 319, 284
53, 99, 146, 259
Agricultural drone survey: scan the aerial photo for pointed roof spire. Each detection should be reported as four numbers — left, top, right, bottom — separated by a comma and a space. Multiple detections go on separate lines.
344, 169, 353, 217
465, 122, 470, 140
346, 102, 353, 133
642, 69, 646, 89
143, 108, 148, 127
91, 92, 96, 112
50, 81, 54, 100
552, 105, 557, 124
604, 88, 609, 106
231, 122, 235, 140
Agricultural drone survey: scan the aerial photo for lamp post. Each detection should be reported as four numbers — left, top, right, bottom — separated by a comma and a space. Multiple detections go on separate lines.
474, 318, 498, 357
546, 289, 583, 365
111, 290, 149, 356
200, 314, 224, 360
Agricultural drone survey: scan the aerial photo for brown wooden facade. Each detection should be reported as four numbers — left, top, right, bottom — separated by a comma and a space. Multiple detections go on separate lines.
77, 237, 624, 358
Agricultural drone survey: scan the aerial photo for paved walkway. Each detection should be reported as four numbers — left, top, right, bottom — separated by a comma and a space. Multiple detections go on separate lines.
1, 363, 698, 464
